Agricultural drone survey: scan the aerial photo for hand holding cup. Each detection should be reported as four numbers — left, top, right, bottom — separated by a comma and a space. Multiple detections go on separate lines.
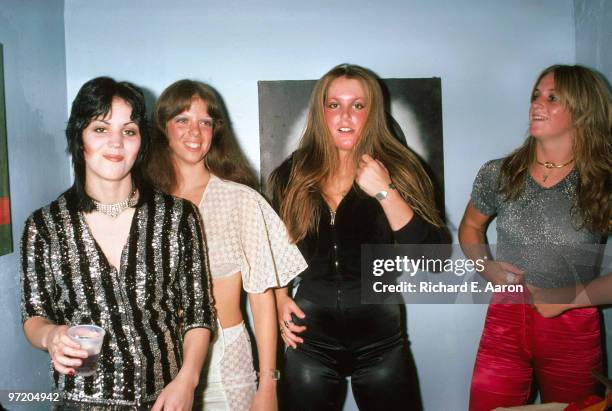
66, 325, 105, 376
45, 325, 88, 375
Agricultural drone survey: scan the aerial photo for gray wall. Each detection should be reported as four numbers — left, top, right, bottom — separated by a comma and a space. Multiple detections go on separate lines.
0, 0, 69, 396
575, 0, 612, 79
574, 0, 612, 376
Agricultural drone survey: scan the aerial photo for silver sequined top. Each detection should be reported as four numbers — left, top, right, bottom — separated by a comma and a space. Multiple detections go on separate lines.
21, 187, 215, 407
471, 159, 604, 288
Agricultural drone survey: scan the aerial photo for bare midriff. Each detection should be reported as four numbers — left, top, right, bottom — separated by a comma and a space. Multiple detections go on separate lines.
212, 272, 245, 329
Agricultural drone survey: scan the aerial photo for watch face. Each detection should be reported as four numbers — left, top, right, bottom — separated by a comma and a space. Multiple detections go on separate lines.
375, 190, 388, 201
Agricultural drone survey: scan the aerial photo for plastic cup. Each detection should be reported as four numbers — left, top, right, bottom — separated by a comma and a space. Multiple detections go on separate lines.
67, 325, 105, 376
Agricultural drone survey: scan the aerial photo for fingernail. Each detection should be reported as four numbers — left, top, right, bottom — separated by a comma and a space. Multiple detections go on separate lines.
69, 370, 75, 376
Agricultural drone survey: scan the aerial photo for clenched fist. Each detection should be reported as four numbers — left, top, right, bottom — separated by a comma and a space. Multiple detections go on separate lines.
355, 154, 392, 197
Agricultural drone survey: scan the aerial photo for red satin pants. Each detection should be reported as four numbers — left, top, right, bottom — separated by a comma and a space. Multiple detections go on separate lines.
469, 304, 602, 411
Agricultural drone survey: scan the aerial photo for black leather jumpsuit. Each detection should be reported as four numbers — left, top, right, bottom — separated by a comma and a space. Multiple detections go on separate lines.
274, 163, 441, 411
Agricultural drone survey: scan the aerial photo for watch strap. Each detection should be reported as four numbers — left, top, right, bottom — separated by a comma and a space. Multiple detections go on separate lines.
257, 369, 281, 380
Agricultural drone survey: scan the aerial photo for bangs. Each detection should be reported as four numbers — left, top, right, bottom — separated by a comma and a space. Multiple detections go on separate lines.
159, 89, 218, 125
87, 101, 113, 124
76, 95, 114, 131
91, 98, 134, 122
155, 88, 197, 131
167, 94, 195, 120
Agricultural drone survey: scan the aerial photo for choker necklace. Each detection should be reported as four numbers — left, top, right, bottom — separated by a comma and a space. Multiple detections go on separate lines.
536, 158, 573, 182
93, 188, 138, 218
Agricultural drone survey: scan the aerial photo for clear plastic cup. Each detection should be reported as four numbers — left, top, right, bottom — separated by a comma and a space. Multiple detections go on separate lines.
67, 325, 105, 376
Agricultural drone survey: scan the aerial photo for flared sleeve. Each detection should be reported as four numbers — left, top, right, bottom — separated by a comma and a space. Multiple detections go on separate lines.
238, 190, 307, 293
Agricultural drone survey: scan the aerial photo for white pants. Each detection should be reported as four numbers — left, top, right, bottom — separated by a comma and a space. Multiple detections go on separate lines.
196, 321, 257, 411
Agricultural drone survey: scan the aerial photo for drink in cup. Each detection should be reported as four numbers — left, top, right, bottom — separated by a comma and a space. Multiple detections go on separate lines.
67, 325, 105, 376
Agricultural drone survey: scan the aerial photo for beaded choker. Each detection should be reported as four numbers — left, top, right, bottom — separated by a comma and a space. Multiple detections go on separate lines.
92, 188, 138, 218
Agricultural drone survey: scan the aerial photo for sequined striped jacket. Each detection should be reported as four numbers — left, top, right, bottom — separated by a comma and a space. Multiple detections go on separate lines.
20, 186, 215, 407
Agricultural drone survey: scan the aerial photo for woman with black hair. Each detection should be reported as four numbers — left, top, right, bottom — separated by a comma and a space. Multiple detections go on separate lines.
21, 77, 215, 410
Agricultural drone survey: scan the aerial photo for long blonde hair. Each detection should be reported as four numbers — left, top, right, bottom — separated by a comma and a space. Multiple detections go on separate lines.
270, 64, 444, 242
499, 65, 611, 234
144, 80, 256, 192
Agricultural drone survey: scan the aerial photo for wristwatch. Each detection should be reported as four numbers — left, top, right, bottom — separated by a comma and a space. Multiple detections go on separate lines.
257, 369, 281, 380
375, 182, 396, 201
375, 190, 388, 201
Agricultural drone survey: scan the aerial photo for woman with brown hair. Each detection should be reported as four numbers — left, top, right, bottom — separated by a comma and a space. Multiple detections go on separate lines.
269, 63, 444, 411
459, 65, 611, 410
145, 80, 306, 411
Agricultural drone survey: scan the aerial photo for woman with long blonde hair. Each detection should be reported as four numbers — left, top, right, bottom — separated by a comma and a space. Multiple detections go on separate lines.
145, 80, 306, 411
460, 65, 611, 410
270, 64, 444, 411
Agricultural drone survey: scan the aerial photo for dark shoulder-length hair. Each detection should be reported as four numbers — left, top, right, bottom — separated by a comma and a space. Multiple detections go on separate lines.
144, 79, 256, 193
499, 64, 611, 234
66, 76, 150, 211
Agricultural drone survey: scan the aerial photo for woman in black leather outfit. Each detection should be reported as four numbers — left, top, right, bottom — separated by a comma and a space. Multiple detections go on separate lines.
269, 64, 444, 411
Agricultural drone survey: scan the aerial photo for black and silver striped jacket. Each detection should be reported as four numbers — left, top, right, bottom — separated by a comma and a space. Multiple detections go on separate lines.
21, 186, 215, 408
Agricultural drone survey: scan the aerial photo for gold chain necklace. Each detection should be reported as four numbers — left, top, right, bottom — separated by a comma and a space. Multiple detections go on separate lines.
535, 158, 574, 182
